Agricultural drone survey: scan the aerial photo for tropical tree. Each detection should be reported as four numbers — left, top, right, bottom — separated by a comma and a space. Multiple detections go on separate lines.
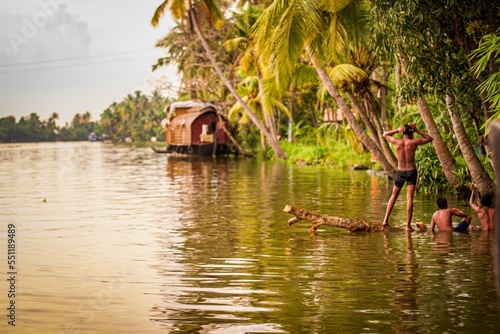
371, 0, 497, 195
472, 30, 500, 127
224, 5, 292, 151
252, 0, 398, 178
151, 0, 288, 158
154, 21, 236, 102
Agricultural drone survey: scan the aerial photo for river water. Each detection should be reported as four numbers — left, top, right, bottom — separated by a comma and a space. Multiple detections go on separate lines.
0, 142, 498, 334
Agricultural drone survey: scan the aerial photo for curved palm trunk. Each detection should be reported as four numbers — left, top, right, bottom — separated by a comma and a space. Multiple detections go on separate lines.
446, 93, 495, 195
347, 92, 397, 170
257, 71, 278, 140
380, 64, 388, 129
400, 56, 458, 186
189, 9, 287, 159
310, 53, 397, 179
477, 83, 494, 168
360, 90, 398, 168
416, 97, 458, 186
347, 92, 381, 149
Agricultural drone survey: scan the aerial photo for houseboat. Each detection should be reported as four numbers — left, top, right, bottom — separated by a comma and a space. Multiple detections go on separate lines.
152, 101, 237, 156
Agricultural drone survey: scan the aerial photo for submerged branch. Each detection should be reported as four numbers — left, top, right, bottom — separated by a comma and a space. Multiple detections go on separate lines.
283, 205, 426, 235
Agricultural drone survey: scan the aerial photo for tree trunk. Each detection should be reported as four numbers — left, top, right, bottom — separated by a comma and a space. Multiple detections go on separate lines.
347, 92, 381, 150
380, 64, 388, 130
417, 98, 458, 186
310, 53, 397, 179
217, 114, 253, 157
361, 90, 399, 168
347, 92, 398, 170
284, 205, 427, 235
395, 60, 402, 111
189, 9, 287, 159
400, 55, 458, 186
445, 93, 495, 195
257, 71, 278, 140
490, 123, 500, 293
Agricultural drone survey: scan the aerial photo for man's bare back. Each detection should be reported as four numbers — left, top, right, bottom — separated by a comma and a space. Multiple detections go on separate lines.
430, 207, 471, 232
384, 123, 433, 171
470, 185, 495, 230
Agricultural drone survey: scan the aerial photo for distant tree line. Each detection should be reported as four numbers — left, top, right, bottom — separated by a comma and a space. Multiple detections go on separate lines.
100, 90, 173, 142
0, 111, 97, 143
0, 90, 173, 143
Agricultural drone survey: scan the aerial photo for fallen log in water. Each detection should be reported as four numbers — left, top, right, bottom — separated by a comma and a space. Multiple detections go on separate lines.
283, 204, 426, 235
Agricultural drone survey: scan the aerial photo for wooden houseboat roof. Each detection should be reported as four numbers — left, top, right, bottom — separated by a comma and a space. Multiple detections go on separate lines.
168, 105, 218, 127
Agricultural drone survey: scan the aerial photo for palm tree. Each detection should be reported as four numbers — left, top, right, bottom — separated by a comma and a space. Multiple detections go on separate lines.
224, 6, 291, 150
151, 0, 287, 158
446, 93, 495, 195
252, 0, 397, 178
154, 21, 231, 101
371, 0, 496, 191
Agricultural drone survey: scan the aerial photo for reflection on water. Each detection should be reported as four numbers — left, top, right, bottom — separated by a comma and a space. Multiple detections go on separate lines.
0, 142, 498, 333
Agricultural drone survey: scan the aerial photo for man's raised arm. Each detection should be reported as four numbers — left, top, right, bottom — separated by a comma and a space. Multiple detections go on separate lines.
409, 122, 433, 144
383, 125, 405, 143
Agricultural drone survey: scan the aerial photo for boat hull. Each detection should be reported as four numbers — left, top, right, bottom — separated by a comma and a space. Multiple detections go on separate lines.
152, 143, 236, 156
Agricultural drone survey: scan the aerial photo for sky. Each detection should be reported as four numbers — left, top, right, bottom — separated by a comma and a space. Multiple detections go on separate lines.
0, 0, 179, 125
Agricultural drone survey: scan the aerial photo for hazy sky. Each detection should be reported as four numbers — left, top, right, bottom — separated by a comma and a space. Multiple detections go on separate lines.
0, 0, 179, 125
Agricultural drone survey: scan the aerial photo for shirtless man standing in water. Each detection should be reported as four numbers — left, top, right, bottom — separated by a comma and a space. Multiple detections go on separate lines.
470, 184, 495, 230
382, 122, 433, 231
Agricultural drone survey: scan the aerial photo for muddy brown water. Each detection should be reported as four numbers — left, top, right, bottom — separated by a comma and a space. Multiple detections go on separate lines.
0, 142, 498, 333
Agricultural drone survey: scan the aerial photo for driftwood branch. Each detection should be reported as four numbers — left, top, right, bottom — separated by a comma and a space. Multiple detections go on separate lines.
283, 204, 426, 235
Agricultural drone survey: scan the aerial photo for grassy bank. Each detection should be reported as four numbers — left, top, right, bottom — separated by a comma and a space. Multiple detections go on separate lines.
279, 141, 373, 168
124, 139, 373, 169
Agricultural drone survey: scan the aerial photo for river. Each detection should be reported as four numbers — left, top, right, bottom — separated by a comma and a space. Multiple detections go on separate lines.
0, 142, 498, 333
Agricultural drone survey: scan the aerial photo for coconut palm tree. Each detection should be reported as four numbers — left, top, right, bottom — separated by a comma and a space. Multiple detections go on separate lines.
151, 0, 287, 158
251, 0, 397, 178
224, 5, 291, 150
446, 93, 495, 195
371, 0, 496, 192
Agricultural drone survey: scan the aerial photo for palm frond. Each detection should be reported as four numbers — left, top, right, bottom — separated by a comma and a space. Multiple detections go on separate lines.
223, 37, 247, 52
201, 0, 225, 29
471, 30, 500, 76
252, 0, 322, 94
269, 98, 292, 119
170, 0, 187, 22
327, 64, 367, 85
238, 51, 257, 75
291, 64, 320, 89
319, 0, 357, 12
151, 1, 172, 27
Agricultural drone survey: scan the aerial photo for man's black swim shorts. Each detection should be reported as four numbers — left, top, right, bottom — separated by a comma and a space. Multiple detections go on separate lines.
394, 170, 418, 188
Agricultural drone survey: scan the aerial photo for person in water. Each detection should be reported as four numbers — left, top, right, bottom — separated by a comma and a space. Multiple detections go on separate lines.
382, 122, 433, 231
469, 184, 495, 230
430, 197, 473, 232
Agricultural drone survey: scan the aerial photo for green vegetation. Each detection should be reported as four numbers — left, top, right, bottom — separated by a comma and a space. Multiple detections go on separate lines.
0, 112, 97, 142
280, 141, 372, 168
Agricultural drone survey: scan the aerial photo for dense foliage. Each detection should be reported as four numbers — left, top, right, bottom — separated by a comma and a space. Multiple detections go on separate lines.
0, 112, 97, 142
99, 90, 174, 142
